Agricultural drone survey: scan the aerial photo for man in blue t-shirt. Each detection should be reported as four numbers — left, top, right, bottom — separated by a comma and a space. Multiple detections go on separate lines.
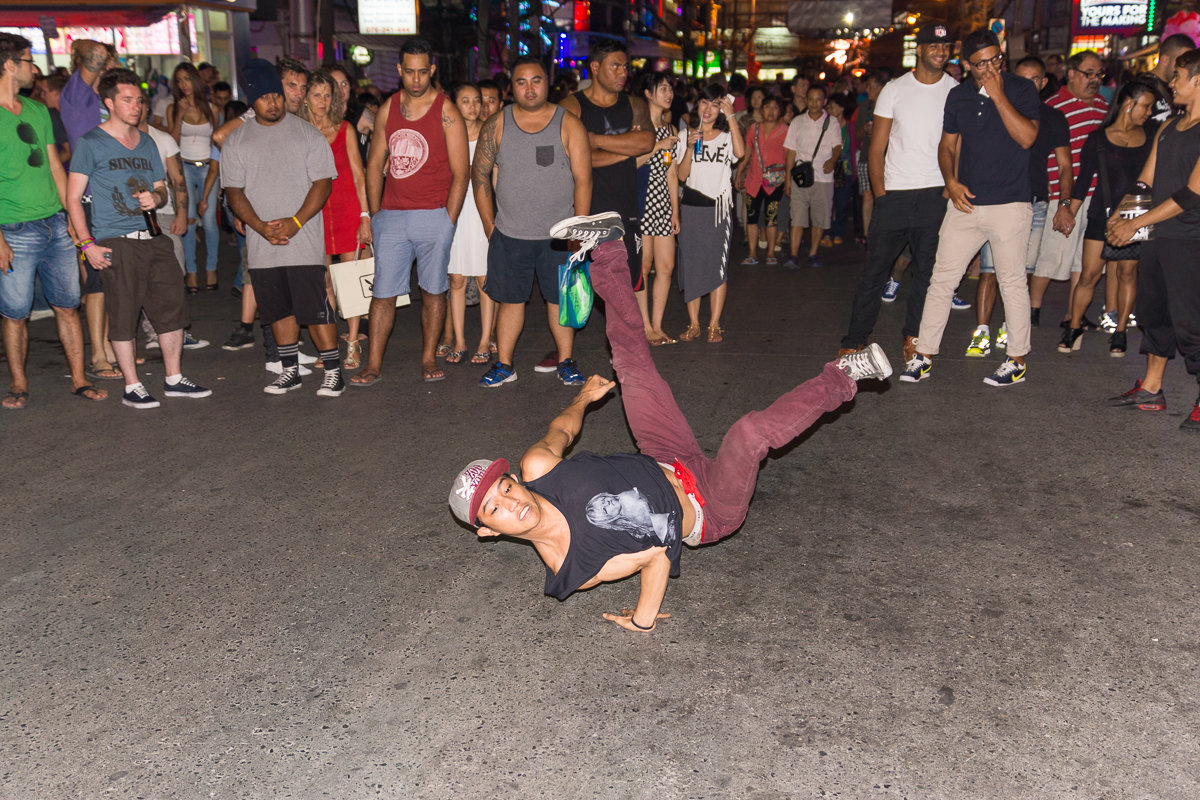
66, 68, 210, 410
901, 28, 1041, 388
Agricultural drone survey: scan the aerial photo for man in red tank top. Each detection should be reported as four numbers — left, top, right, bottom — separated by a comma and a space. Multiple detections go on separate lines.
354, 37, 470, 385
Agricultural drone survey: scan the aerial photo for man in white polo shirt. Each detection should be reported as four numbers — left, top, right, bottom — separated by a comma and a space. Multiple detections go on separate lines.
838, 21, 957, 364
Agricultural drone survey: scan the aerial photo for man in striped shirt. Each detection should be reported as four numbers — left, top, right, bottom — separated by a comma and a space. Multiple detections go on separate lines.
1030, 50, 1108, 327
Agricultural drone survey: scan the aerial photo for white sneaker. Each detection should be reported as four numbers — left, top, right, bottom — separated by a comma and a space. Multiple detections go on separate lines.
836, 342, 893, 381
298, 350, 317, 365
548, 212, 625, 263
265, 360, 312, 376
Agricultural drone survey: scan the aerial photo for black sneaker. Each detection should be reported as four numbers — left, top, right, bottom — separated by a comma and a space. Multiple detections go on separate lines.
316, 368, 346, 397
1106, 380, 1165, 411
164, 376, 213, 398
182, 331, 209, 350
1181, 400, 1200, 432
264, 365, 302, 395
222, 327, 255, 351
122, 383, 160, 409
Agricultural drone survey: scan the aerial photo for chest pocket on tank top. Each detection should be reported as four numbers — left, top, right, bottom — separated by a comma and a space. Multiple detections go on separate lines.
536, 145, 555, 167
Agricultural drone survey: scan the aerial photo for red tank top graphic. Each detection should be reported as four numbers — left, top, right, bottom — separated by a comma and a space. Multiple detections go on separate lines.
381, 92, 451, 211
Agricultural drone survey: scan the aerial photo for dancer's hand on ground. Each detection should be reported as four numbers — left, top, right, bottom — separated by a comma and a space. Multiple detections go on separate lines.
579, 374, 615, 404
603, 609, 670, 633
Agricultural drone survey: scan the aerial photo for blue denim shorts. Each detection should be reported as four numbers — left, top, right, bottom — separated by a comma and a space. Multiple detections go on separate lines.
370, 208, 453, 297
0, 211, 80, 319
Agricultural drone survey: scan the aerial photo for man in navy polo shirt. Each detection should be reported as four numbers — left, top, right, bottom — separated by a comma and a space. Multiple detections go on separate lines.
900, 28, 1041, 387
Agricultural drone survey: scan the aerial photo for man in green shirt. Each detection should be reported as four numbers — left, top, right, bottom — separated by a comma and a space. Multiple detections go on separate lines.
0, 34, 105, 409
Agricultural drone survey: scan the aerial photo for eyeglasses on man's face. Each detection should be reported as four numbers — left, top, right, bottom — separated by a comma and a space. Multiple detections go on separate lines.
970, 54, 1004, 70
1072, 68, 1103, 80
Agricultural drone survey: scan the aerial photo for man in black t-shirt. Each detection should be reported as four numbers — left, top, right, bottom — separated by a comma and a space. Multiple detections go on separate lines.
449, 212, 893, 633
1143, 34, 1195, 123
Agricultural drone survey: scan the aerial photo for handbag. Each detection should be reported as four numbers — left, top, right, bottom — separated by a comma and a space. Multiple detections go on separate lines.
754, 124, 786, 189
329, 245, 411, 319
1095, 137, 1142, 261
790, 115, 830, 189
557, 256, 593, 329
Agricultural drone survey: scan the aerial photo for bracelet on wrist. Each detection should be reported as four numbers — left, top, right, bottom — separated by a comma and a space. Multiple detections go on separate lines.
360, 211, 370, 218
291, 215, 302, 229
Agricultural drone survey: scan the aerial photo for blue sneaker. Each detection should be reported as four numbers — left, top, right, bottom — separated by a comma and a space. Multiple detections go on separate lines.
881, 279, 900, 302
951, 294, 971, 310
479, 362, 517, 388
898, 355, 932, 383
983, 358, 1027, 387
556, 358, 584, 386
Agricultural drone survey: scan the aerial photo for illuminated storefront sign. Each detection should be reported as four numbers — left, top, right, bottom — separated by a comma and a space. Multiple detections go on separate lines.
359, 0, 420, 35
1074, 0, 1150, 35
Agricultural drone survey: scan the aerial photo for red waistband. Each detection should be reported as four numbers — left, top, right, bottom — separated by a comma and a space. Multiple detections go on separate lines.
672, 460, 705, 507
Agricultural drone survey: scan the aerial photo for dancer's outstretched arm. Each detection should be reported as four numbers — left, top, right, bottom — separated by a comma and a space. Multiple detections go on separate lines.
520, 375, 615, 481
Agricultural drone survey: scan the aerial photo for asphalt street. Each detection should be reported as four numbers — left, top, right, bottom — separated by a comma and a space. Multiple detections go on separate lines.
3, 235, 1198, 799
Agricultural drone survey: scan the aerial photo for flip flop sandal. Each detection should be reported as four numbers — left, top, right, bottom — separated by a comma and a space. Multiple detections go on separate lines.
350, 371, 382, 387
445, 350, 467, 365
422, 368, 446, 383
435, 344, 452, 358
3, 391, 29, 410
86, 364, 123, 381
470, 351, 490, 365
73, 384, 106, 401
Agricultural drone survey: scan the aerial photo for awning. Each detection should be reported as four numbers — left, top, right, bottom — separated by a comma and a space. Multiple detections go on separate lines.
0, 1, 256, 28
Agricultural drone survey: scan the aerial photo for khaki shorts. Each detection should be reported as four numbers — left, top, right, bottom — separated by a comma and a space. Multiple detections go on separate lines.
790, 181, 834, 229
1033, 195, 1091, 280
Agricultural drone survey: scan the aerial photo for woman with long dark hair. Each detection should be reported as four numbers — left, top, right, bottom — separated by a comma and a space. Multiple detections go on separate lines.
301, 69, 372, 368
675, 83, 745, 342
167, 62, 221, 291
634, 71, 681, 346
1059, 79, 1160, 356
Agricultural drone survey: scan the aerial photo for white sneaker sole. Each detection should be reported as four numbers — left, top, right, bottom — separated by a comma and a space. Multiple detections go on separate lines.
264, 382, 303, 395
548, 211, 624, 240
164, 388, 213, 398
122, 398, 160, 409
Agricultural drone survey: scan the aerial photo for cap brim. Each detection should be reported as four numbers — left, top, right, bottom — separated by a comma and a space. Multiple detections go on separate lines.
468, 458, 510, 525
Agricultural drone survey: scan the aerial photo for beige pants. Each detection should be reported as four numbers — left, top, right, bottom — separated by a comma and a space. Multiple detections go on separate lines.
919, 201, 1034, 358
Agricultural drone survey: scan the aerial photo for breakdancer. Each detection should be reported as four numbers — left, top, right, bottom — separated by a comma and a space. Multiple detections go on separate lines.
449, 212, 892, 632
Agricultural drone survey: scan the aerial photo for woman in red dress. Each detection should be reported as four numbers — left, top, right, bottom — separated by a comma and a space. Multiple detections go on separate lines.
302, 69, 372, 368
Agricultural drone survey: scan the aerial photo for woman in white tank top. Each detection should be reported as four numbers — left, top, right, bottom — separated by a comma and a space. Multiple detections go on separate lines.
168, 62, 221, 291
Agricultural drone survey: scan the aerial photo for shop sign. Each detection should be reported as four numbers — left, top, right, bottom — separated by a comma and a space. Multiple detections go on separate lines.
1075, 0, 1150, 35
359, 0, 420, 35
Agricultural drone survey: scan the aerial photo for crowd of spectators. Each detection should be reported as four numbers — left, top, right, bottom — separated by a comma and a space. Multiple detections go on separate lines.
2, 27, 1199, 429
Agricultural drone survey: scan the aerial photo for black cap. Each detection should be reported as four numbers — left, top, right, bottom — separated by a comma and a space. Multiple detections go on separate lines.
241, 58, 284, 107
916, 22, 952, 45
960, 29, 1001, 61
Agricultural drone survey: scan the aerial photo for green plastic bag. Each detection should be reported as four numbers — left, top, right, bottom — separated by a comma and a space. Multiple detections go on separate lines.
557, 256, 594, 329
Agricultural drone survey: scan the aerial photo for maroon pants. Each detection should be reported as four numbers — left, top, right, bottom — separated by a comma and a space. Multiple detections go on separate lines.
589, 241, 857, 543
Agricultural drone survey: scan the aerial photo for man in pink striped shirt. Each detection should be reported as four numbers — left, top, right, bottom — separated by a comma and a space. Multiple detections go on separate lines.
1029, 50, 1108, 327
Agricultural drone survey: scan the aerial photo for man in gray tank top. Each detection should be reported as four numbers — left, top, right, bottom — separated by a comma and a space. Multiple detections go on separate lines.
471, 56, 593, 389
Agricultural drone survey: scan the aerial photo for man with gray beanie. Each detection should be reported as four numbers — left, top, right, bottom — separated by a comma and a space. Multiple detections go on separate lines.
221, 59, 343, 397
900, 28, 1041, 388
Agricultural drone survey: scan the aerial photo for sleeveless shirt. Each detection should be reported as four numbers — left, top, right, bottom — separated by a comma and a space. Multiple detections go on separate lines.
1152, 117, 1200, 239
526, 452, 683, 600
381, 92, 451, 211
574, 92, 638, 218
494, 105, 575, 240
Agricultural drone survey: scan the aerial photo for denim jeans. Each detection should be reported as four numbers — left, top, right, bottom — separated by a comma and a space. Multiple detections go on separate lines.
0, 211, 80, 319
842, 186, 947, 347
182, 160, 219, 275
590, 239, 857, 544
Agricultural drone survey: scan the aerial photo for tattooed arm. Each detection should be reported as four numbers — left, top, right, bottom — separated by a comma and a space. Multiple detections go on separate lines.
165, 153, 189, 236
472, 112, 503, 239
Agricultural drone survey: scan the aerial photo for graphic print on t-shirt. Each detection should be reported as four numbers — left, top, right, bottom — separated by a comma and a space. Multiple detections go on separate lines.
108, 173, 152, 219
388, 128, 429, 179
584, 487, 678, 545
